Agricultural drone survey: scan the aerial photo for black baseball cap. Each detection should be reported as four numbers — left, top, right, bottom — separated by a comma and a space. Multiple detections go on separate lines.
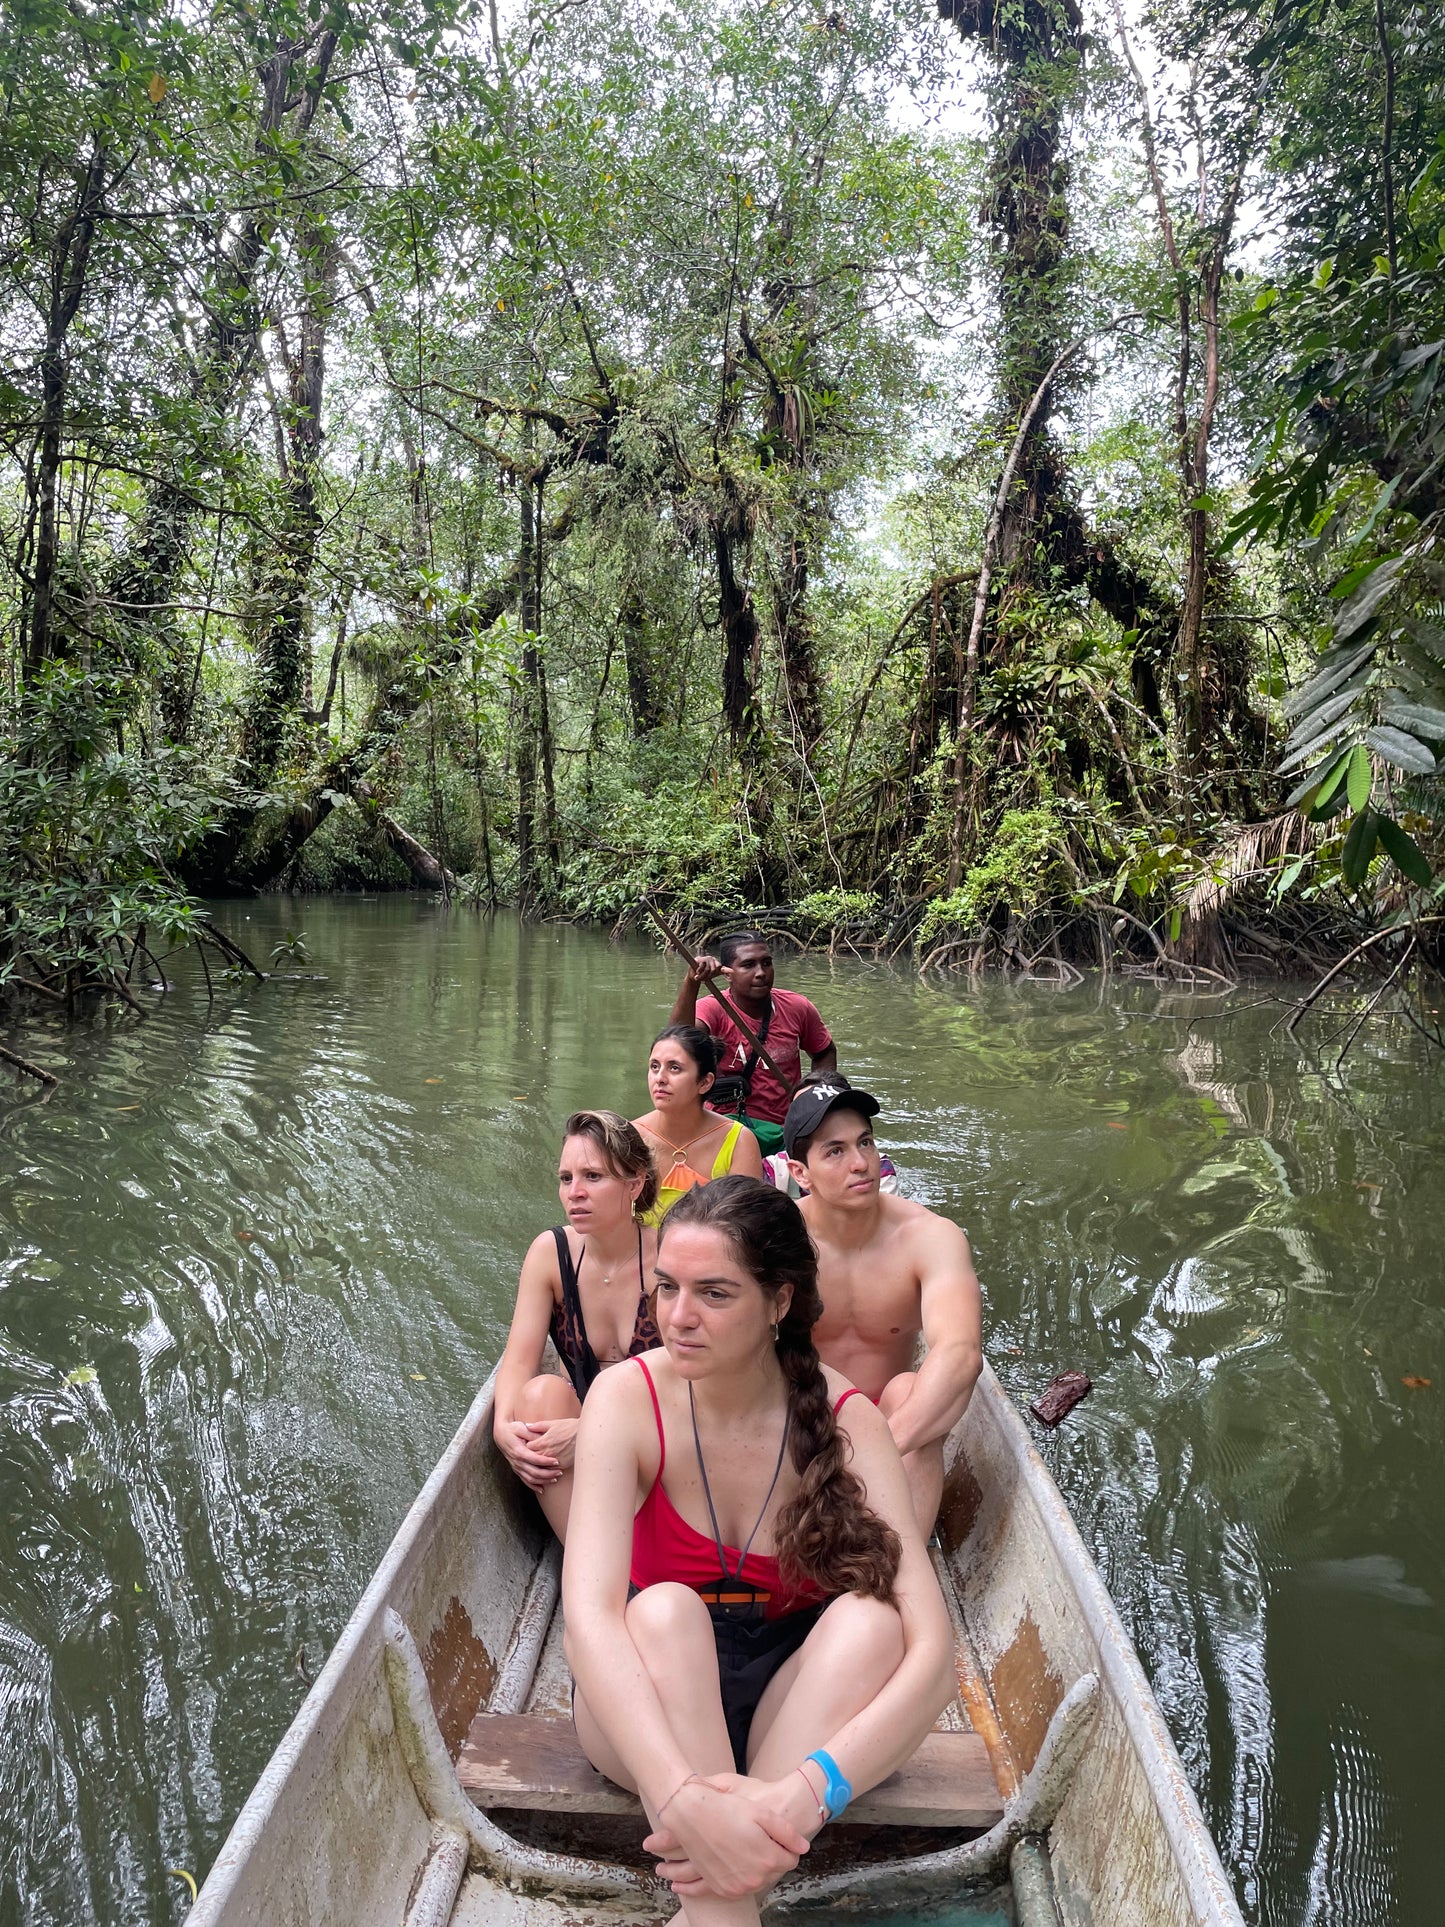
783, 1079, 882, 1158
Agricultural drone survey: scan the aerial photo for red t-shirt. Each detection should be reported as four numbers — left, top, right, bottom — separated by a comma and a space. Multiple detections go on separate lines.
695, 989, 832, 1125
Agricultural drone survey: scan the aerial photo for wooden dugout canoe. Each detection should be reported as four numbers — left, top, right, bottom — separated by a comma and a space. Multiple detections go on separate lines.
188, 1363, 1246, 1927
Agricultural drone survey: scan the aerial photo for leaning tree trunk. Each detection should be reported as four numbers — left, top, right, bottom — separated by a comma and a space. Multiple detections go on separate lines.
350, 780, 457, 889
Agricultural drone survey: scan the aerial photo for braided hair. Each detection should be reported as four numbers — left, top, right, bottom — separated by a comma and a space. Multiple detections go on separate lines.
718, 930, 767, 966
659, 1175, 901, 1600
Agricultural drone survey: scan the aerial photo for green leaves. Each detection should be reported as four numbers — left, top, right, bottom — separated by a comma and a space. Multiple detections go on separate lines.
1345, 743, 1372, 812
1381, 697, 1445, 739
0, 666, 216, 990
1339, 806, 1378, 888
1331, 555, 1404, 636
1336, 810, 1432, 892
1275, 532, 1442, 892
1376, 816, 1432, 886
1312, 750, 1352, 809
1366, 724, 1437, 775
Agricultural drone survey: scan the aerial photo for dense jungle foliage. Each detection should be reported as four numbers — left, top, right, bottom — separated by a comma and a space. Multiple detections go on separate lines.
2, 0, 1444, 1028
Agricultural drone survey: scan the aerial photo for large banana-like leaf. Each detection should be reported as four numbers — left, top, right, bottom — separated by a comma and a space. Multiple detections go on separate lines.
1279, 556, 1441, 887
1380, 696, 1445, 738
1281, 638, 1379, 721
1366, 725, 1437, 774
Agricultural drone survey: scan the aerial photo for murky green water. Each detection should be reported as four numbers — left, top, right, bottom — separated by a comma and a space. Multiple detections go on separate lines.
2, 902, 1442, 1926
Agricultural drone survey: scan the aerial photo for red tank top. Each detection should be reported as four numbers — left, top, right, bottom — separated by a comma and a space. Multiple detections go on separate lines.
629, 1355, 865, 1620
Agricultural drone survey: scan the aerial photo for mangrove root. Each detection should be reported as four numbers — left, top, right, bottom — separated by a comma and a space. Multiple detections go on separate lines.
0, 1042, 58, 1084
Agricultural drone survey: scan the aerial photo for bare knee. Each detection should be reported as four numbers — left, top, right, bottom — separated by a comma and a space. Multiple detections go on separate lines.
625, 1581, 715, 1644
822, 1590, 905, 1672
878, 1372, 917, 1420
515, 1374, 580, 1422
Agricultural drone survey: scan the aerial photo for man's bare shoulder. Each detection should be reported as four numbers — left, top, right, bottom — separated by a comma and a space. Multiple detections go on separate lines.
879, 1194, 974, 1270
801, 1188, 967, 1248
878, 1191, 968, 1238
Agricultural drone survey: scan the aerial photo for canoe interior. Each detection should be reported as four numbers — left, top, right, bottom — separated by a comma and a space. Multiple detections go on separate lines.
189, 1361, 1243, 1927
936, 1373, 1245, 1927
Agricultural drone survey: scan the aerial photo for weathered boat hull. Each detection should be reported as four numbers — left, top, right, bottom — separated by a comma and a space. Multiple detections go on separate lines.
936, 1373, 1244, 1927
188, 1364, 1244, 1927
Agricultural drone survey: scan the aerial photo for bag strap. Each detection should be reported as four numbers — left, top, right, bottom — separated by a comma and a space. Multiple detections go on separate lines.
737, 997, 773, 1107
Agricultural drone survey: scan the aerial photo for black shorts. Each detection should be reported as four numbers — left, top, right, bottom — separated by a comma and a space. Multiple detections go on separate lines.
709, 1600, 825, 1771
571, 1592, 827, 1779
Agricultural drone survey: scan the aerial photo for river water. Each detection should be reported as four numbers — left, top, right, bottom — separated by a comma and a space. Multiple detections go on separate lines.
1, 902, 1441, 1927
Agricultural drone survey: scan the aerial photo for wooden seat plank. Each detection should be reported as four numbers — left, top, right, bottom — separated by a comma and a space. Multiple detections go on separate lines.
457, 1714, 1004, 1829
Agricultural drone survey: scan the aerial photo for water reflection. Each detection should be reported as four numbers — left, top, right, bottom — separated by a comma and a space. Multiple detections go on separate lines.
2, 906, 1443, 1925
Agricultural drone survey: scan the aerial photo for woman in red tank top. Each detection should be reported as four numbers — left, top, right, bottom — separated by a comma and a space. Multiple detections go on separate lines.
564, 1177, 955, 1927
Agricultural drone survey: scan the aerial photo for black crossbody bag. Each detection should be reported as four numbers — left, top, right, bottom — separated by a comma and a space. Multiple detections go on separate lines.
708, 997, 772, 1117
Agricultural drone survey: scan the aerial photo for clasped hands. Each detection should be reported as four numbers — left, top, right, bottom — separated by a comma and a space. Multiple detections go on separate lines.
644, 1770, 822, 1900
493, 1417, 578, 1489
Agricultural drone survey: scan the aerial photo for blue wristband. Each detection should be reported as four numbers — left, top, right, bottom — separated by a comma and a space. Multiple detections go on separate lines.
804, 1748, 852, 1820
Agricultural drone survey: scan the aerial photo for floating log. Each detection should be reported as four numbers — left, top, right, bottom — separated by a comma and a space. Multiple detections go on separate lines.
1029, 1371, 1093, 1427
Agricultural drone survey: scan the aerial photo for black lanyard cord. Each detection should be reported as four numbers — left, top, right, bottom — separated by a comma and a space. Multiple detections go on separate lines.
688, 1381, 790, 1583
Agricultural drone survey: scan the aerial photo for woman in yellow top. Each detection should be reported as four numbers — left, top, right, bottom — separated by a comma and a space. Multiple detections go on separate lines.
634, 1025, 764, 1223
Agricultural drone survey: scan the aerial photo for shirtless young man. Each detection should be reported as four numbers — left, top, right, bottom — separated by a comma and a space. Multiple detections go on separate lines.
785, 1082, 982, 1534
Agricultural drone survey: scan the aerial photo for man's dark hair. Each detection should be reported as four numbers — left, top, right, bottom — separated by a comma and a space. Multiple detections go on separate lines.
793, 1100, 873, 1167
719, 929, 768, 966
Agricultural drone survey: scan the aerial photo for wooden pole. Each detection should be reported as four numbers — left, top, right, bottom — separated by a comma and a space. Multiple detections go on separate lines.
640, 901, 800, 1101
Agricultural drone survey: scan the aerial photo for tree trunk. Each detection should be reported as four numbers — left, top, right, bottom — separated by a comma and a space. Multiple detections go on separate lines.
715, 514, 762, 757
773, 524, 824, 750
1110, 5, 1260, 795
101, 32, 337, 731
24, 144, 107, 671
516, 479, 541, 905
237, 215, 338, 787
350, 780, 457, 889
939, 0, 1179, 857
942, 0, 1082, 566
620, 584, 662, 735
537, 647, 560, 876
737, 301, 825, 752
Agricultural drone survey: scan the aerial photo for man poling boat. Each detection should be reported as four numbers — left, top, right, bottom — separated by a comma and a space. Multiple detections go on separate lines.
645, 904, 835, 1158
